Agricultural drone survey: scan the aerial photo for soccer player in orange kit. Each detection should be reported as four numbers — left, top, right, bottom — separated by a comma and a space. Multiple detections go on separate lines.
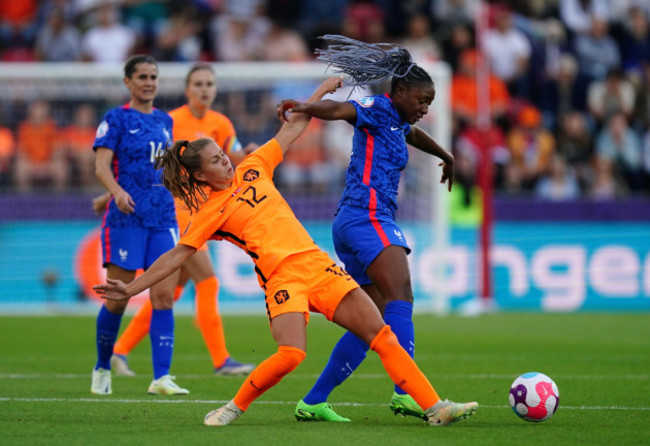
94, 76, 478, 427
105, 64, 256, 376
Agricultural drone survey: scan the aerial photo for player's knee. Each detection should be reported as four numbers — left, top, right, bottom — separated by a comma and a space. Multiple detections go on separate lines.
369, 325, 399, 353
276, 345, 307, 374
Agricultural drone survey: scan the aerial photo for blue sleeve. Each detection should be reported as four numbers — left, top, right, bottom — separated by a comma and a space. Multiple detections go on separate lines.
93, 109, 122, 152
348, 96, 387, 130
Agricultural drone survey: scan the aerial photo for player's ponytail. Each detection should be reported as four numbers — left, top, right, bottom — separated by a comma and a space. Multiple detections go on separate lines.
156, 138, 212, 213
316, 34, 433, 93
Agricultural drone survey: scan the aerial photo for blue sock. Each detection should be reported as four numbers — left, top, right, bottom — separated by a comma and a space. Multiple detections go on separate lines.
303, 331, 369, 405
150, 308, 174, 379
384, 300, 414, 394
95, 305, 122, 370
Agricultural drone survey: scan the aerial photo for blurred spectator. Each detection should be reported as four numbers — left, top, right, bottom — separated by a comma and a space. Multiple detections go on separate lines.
400, 13, 441, 63
299, 0, 348, 51
619, 6, 650, 81
482, 4, 532, 97
559, 0, 610, 36
586, 157, 626, 199
506, 104, 556, 189
225, 89, 277, 145
58, 103, 97, 188
556, 111, 593, 189
121, 0, 168, 52
263, 18, 310, 62
14, 100, 67, 192
431, 0, 478, 27
574, 18, 621, 84
595, 112, 643, 191
449, 142, 482, 227
81, 2, 136, 63
440, 23, 474, 72
210, 10, 269, 61
33, 7, 81, 61
451, 49, 510, 129
154, 6, 202, 61
455, 122, 509, 189
641, 126, 650, 191
0, 0, 38, 47
587, 69, 636, 126
342, 0, 385, 43
0, 120, 14, 186
632, 63, 650, 130
534, 154, 581, 201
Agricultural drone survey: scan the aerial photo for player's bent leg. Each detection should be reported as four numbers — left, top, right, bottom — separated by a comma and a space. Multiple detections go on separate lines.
110, 354, 135, 377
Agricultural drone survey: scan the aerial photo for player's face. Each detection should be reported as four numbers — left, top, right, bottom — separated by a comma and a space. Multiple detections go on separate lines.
125, 63, 158, 104
395, 83, 435, 125
185, 69, 217, 109
195, 141, 234, 190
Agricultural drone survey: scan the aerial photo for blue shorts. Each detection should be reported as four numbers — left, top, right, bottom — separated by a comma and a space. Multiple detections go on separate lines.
101, 226, 179, 271
332, 204, 410, 286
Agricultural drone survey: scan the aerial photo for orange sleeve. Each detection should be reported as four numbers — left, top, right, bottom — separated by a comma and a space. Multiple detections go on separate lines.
237, 138, 282, 177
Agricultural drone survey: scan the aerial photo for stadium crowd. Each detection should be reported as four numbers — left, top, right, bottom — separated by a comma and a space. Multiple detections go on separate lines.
0, 0, 649, 200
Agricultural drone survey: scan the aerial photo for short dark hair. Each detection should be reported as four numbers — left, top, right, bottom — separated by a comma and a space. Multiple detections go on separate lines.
124, 54, 158, 79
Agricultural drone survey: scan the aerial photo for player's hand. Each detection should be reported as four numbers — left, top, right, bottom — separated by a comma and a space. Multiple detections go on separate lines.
277, 99, 301, 122
320, 76, 344, 94
93, 278, 131, 301
92, 192, 112, 215
113, 190, 135, 214
439, 157, 454, 192
243, 142, 259, 154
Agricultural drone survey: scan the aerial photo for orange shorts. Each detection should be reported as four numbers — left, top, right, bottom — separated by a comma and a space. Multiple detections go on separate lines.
176, 203, 208, 253
264, 250, 359, 323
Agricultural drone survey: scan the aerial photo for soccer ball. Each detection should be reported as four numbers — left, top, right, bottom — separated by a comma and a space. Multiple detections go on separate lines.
509, 372, 559, 422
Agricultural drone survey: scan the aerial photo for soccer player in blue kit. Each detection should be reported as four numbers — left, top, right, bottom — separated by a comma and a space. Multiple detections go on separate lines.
277, 36, 454, 421
91, 54, 189, 396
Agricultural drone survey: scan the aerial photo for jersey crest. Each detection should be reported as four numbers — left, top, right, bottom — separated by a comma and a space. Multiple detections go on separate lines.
354, 96, 375, 108
243, 169, 259, 181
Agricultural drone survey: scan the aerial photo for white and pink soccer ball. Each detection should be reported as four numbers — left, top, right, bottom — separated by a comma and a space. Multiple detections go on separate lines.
509, 372, 559, 422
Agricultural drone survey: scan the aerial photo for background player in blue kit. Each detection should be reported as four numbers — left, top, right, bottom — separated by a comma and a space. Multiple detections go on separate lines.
277, 36, 454, 421
91, 54, 189, 396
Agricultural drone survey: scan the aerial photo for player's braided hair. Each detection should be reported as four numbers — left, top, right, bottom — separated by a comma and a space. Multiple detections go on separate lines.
156, 138, 213, 213
316, 34, 433, 93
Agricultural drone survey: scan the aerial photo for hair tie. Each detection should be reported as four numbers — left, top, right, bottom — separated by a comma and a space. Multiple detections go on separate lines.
179, 141, 188, 156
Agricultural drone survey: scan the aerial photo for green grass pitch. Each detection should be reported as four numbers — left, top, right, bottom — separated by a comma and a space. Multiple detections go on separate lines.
1, 312, 648, 445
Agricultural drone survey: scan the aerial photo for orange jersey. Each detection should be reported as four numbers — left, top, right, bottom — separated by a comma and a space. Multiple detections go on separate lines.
179, 139, 319, 281
169, 105, 242, 155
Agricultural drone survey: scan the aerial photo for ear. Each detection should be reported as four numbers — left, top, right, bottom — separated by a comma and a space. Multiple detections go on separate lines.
192, 170, 206, 182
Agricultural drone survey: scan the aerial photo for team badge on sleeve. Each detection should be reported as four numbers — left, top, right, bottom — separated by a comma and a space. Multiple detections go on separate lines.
96, 121, 109, 138
355, 97, 375, 108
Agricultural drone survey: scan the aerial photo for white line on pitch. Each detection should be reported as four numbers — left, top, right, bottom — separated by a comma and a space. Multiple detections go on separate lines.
0, 397, 648, 411
1, 373, 648, 380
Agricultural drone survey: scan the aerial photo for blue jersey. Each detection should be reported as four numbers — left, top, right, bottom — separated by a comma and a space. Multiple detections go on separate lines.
339, 94, 411, 217
94, 105, 176, 228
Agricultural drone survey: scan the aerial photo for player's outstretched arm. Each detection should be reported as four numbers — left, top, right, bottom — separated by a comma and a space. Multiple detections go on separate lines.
274, 77, 346, 153
93, 244, 196, 301
406, 126, 455, 192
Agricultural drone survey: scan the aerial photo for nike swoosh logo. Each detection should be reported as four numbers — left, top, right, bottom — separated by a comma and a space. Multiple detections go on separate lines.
129, 129, 140, 134
391, 126, 399, 131
297, 409, 315, 419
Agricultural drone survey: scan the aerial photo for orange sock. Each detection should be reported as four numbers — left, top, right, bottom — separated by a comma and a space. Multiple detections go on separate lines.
370, 325, 440, 411
194, 276, 229, 368
114, 286, 183, 356
233, 345, 306, 411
